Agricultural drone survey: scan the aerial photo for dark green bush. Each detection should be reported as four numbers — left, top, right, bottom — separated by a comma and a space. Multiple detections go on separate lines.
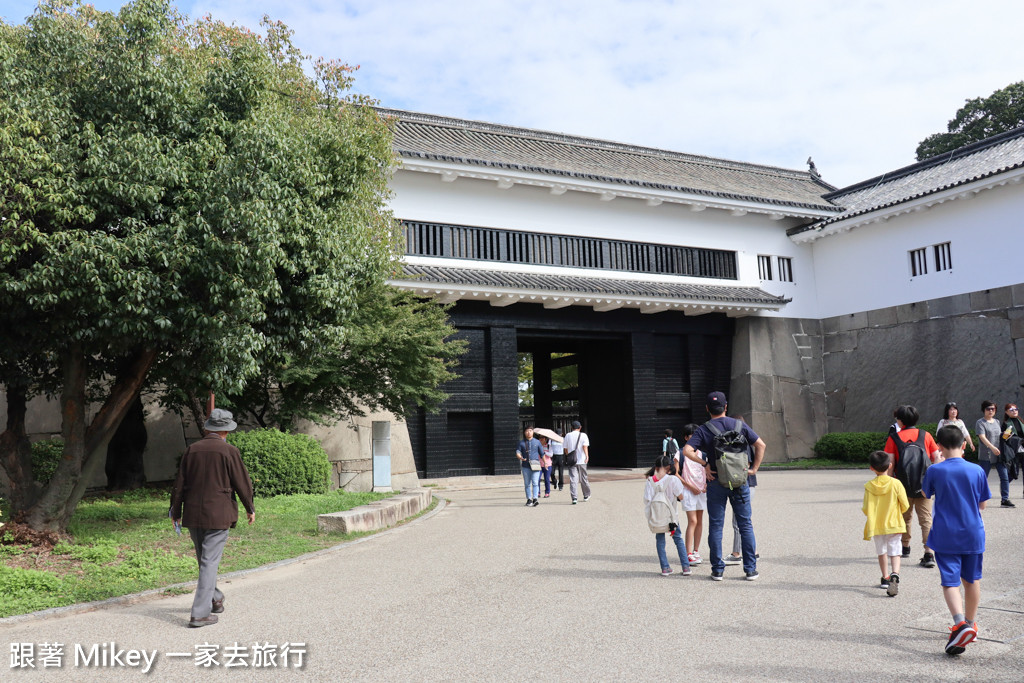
30, 439, 63, 484
227, 429, 331, 497
812, 424, 981, 464
813, 432, 888, 463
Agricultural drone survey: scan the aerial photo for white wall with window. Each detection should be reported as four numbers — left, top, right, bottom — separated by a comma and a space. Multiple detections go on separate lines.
807, 180, 1024, 318
389, 168, 822, 317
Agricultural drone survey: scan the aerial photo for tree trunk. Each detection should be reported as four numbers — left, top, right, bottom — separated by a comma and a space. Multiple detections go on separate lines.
24, 345, 87, 531
104, 396, 148, 491
21, 346, 158, 532
0, 382, 38, 512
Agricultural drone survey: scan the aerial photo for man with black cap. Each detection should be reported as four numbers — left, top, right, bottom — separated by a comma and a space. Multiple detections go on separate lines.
682, 392, 765, 581
562, 420, 591, 504
170, 409, 256, 627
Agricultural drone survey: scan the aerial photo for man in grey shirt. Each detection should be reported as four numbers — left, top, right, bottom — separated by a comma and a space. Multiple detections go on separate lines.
562, 421, 591, 504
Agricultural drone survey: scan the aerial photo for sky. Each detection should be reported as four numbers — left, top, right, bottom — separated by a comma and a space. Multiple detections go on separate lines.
2, 0, 1022, 188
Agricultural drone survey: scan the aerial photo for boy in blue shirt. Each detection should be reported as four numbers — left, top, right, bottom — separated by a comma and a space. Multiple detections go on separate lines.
922, 425, 990, 656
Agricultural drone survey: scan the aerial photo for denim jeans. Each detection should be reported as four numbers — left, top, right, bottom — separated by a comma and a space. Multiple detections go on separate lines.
541, 466, 552, 494
522, 466, 541, 500
706, 479, 756, 573
656, 530, 690, 571
981, 459, 1010, 501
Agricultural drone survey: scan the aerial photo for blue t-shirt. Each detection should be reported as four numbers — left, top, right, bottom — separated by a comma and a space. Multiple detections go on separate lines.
516, 438, 544, 466
685, 417, 759, 474
921, 458, 989, 554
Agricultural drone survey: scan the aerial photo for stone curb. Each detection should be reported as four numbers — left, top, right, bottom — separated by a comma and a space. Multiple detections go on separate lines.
316, 488, 433, 533
0, 493, 445, 626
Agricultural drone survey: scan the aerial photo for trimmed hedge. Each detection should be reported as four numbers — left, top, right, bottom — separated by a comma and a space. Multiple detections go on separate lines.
812, 423, 978, 464
813, 432, 888, 463
227, 429, 331, 497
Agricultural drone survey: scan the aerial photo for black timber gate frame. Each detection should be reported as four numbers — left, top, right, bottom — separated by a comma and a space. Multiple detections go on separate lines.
407, 300, 734, 478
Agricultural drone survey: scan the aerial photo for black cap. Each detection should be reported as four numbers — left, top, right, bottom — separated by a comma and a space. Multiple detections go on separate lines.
706, 391, 727, 411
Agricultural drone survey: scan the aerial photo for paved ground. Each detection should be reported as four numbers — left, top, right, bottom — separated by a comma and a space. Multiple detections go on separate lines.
2, 469, 1023, 681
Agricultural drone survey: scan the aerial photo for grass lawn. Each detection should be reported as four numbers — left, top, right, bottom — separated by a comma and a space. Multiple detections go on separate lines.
764, 458, 863, 469
0, 487, 424, 618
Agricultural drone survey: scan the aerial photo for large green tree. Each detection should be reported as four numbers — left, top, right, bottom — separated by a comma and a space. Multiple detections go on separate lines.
0, 0, 400, 531
222, 284, 466, 431
916, 81, 1024, 160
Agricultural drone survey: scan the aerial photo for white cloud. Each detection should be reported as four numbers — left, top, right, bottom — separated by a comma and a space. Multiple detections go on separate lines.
4, 0, 1023, 186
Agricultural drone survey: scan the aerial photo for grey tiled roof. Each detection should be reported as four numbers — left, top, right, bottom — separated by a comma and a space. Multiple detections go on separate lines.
790, 126, 1024, 236
398, 264, 789, 306
380, 108, 840, 213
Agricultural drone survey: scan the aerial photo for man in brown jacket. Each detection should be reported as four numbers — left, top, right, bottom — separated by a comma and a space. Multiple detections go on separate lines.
170, 409, 255, 628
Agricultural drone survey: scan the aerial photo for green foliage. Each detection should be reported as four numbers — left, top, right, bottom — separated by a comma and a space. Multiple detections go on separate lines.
2, 484, 401, 617
0, 565, 65, 615
53, 539, 120, 563
227, 429, 331, 496
811, 424, 962, 464
225, 285, 466, 429
813, 432, 888, 463
30, 438, 63, 484
0, 0, 399, 530
916, 81, 1024, 160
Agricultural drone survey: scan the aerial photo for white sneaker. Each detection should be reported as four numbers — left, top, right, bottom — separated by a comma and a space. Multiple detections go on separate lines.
687, 553, 703, 565
724, 555, 742, 565
583, 495, 591, 502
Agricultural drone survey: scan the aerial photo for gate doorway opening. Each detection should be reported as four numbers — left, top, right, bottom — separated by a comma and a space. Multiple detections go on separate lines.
517, 334, 633, 468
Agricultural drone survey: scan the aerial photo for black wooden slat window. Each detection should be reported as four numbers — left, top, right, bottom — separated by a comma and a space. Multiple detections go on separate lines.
401, 220, 738, 280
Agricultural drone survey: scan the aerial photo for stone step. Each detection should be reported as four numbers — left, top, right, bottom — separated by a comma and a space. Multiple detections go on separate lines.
316, 488, 434, 534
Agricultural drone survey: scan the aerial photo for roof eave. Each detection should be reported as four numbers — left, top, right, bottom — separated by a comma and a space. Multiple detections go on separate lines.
789, 166, 1024, 244
396, 157, 840, 220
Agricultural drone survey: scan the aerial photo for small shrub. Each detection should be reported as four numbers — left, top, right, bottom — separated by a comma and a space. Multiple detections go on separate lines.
813, 432, 888, 463
227, 429, 331, 497
31, 439, 64, 484
812, 424, 962, 464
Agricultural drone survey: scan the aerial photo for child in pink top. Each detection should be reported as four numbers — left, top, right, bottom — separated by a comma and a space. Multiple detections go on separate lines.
677, 423, 708, 565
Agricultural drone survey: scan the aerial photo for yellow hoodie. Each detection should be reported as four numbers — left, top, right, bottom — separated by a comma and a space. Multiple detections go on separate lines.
862, 474, 910, 540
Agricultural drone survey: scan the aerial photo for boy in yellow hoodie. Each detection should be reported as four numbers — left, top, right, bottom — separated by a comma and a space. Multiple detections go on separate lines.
864, 450, 910, 596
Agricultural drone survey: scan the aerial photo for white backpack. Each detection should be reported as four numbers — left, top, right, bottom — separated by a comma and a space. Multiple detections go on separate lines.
645, 477, 678, 533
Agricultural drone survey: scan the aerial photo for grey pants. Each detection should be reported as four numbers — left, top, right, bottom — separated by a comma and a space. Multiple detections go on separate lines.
188, 527, 228, 619
569, 463, 590, 500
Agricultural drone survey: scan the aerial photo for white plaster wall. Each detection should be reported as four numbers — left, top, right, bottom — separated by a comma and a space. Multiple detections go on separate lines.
810, 183, 1024, 318
389, 169, 823, 318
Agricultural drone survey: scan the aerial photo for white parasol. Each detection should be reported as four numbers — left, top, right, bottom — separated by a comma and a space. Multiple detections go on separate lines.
532, 427, 563, 443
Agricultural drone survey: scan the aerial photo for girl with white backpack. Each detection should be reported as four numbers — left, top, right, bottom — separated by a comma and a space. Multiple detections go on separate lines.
643, 455, 691, 576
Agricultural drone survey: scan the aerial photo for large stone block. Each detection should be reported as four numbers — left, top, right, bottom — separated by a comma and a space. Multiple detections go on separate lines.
1014, 284, 1024, 307
780, 379, 825, 459
971, 287, 1013, 312
824, 331, 857, 354
821, 316, 843, 336
825, 316, 1017, 431
896, 302, 928, 324
837, 312, 868, 332
1011, 316, 1024, 341
866, 307, 898, 328
928, 294, 972, 318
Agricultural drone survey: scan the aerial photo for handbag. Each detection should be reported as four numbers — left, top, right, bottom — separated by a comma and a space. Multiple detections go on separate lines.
529, 459, 541, 472
564, 448, 578, 467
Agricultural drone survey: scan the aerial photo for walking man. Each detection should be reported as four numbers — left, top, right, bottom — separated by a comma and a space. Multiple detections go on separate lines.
170, 409, 255, 628
682, 392, 765, 581
563, 420, 591, 504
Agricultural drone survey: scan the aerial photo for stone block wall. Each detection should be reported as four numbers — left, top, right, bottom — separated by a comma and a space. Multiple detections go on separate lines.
730, 317, 827, 461
820, 284, 1024, 433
